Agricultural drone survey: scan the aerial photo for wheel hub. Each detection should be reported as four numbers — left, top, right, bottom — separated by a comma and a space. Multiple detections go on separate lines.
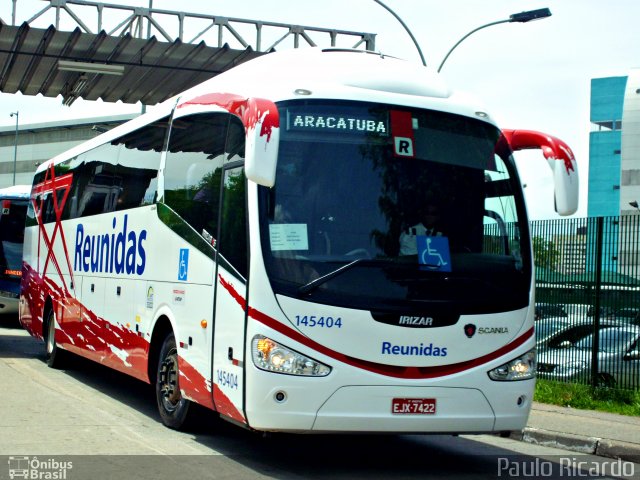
158, 352, 180, 407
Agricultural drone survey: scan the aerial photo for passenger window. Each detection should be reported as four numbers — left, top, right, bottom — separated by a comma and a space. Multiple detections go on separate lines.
32, 166, 73, 224
218, 116, 247, 277
115, 119, 168, 210
163, 113, 230, 245
61, 118, 167, 219
219, 166, 247, 278
67, 148, 119, 219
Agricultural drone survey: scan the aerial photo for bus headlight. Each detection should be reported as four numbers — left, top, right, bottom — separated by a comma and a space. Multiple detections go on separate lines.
488, 349, 536, 381
251, 335, 331, 377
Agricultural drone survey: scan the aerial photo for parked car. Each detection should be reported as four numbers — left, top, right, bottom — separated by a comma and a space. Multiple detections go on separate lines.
614, 308, 640, 325
534, 302, 568, 321
535, 317, 574, 352
564, 303, 591, 322
586, 305, 617, 320
583, 306, 639, 324
536, 322, 640, 388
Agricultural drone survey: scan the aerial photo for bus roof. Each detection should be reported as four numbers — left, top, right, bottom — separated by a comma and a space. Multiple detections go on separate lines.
36, 48, 496, 175
178, 48, 493, 120
0, 184, 31, 199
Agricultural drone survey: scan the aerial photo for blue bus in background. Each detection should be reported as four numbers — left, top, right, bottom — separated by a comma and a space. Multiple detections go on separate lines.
0, 185, 30, 315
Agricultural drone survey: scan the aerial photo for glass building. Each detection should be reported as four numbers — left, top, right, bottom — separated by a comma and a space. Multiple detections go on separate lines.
588, 71, 640, 279
589, 71, 640, 216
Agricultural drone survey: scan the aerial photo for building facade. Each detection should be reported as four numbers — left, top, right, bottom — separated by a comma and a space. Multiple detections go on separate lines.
0, 114, 135, 189
588, 76, 626, 217
620, 70, 640, 215
589, 71, 640, 216
589, 70, 640, 279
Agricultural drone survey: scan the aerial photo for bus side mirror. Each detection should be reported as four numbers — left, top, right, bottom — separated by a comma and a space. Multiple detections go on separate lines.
502, 129, 579, 216
244, 98, 280, 187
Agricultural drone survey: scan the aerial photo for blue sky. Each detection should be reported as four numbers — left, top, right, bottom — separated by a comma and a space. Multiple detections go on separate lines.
1, 0, 638, 219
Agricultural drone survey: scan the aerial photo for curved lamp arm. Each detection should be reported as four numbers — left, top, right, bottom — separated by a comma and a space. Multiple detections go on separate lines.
438, 8, 551, 73
373, 0, 426, 67
437, 20, 509, 72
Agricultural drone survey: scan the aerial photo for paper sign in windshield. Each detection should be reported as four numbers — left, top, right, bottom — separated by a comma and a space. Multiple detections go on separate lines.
269, 224, 309, 251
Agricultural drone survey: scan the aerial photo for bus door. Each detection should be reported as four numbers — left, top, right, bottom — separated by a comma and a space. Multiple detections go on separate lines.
211, 162, 248, 421
163, 110, 247, 418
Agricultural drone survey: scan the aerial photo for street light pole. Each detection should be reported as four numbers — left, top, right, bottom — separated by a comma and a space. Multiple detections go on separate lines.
373, 0, 426, 67
437, 8, 552, 73
9, 111, 19, 186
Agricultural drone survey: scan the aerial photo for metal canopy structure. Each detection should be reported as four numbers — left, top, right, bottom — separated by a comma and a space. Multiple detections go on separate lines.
0, 0, 376, 106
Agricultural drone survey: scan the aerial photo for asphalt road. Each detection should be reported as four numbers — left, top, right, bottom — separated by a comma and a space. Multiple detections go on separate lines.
1, 314, 638, 480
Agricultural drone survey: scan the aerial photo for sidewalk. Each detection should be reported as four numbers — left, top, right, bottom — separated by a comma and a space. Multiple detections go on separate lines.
511, 402, 640, 462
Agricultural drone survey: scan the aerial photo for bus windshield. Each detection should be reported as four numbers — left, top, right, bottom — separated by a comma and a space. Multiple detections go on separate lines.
258, 100, 531, 315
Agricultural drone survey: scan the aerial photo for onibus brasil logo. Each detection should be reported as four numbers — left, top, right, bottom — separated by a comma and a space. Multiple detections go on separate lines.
7, 456, 72, 479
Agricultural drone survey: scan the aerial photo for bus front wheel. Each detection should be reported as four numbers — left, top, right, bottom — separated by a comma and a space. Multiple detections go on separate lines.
155, 332, 191, 429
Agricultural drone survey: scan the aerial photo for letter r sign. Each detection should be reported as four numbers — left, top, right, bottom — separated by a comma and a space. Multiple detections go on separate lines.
394, 137, 414, 157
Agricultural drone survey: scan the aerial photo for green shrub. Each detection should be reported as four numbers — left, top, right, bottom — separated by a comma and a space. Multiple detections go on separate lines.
534, 379, 640, 416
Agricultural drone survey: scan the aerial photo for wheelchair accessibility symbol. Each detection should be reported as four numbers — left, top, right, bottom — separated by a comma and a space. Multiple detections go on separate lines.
178, 248, 189, 281
417, 236, 451, 272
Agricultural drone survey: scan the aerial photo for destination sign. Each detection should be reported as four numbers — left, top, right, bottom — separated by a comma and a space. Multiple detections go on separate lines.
286, 107, 388, 136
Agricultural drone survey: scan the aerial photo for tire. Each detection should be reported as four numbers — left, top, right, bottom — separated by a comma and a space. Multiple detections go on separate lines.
155, 332, 192, 429
44, 309, 64, 369
595, 373, 616, 388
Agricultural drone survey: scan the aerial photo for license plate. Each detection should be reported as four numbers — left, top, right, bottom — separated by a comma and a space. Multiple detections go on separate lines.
392, 398, 436, 415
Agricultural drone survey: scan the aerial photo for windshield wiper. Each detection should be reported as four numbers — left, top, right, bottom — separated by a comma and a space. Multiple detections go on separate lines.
297, 258, 370, 296
297, 257, 428, 296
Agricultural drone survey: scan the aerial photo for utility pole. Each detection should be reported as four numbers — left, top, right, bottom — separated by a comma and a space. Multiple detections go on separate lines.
10, 111, 19, 186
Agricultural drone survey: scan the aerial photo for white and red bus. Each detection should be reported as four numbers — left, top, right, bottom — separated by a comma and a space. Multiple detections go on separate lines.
20, 48, 578, 433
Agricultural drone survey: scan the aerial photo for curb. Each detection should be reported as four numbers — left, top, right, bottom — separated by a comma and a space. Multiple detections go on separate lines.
511, 428, 640, 463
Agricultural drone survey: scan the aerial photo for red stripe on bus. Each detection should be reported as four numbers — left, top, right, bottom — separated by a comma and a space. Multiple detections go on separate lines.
219, 274, 534, 379
177, 93, 279, 143
22, 264, 240, 419
178, 347, 246, 423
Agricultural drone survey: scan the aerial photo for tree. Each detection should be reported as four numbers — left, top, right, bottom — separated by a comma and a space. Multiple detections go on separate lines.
532, 236, 560, 270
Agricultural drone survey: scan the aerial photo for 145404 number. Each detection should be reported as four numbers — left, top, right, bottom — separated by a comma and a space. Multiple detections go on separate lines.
216, 369, 238, 389
295, 315, 342, 328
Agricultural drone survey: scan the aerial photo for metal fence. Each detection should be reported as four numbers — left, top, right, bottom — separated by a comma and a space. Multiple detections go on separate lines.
531, 215, 640, 390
